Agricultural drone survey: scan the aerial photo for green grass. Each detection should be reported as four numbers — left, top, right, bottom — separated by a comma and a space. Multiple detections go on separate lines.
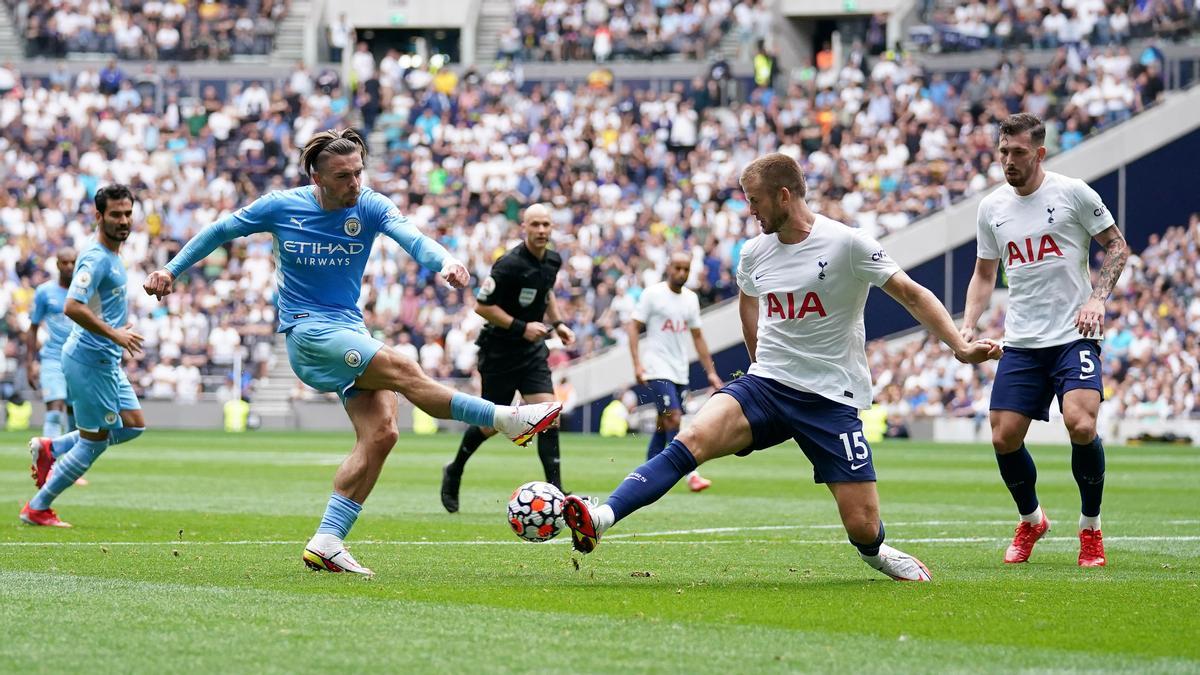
2, 430, 1198, 673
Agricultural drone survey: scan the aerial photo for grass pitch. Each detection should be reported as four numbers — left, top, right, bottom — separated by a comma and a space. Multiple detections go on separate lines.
2, 429, 1198, 673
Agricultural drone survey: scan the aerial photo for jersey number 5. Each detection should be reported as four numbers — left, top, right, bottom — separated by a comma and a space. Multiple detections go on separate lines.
1079, 349, 1095, 377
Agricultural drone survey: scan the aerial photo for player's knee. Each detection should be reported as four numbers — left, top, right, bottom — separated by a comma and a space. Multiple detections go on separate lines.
1066, 416, 1096, 444
368, 423, 400, 453
991, 429, 1021, 454
674, 427, 707, 461
662, 411, 682, 431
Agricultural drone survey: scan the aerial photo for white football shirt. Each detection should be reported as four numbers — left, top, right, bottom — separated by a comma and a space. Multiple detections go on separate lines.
976, 171, 1114, 348
736, 215, 901, 410
632, 281, 702, 385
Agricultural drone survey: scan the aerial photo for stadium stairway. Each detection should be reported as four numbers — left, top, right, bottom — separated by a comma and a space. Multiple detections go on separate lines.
252, 340, 299, 426
0, 3, 23, 61
475, 0, 515, 65
269, 0, 312, 66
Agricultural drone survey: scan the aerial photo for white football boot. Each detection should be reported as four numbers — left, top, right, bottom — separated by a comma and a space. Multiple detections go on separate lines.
494, 402, 563, 446
860, 543, 932, 582
302, 533, 374, 577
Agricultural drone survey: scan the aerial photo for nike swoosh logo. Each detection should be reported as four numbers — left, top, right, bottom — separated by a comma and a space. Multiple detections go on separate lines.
994, 220, 1008, 228
753, 273, 765, 281
850, 462, 868, 470
1080, 375, 1096, 380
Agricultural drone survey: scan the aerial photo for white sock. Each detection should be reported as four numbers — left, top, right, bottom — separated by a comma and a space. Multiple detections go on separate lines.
594, 504, 615, 535
1020, 505, 1044, 525
687, 471, 698, 479
1080, 514, 1101, 531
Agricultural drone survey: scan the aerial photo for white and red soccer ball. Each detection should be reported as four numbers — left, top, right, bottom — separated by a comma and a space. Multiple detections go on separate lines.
507, 481, 565, 542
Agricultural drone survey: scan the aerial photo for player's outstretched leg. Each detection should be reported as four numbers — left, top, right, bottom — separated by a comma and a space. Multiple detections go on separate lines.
564, 440, 696, 554
563, 393, 750, 554
356, 348, 561, 447
830, 482, 931, 582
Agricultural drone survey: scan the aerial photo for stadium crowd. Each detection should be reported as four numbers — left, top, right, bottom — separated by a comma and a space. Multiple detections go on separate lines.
7, 0, 289, 59
915, 0, 1198, 52
504, 0, 769, 62
868, 213, 1200, 432
0, 17, 1180, 406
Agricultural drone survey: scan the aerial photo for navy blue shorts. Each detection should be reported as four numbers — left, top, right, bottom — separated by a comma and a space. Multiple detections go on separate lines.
717, 374, 876, 484
990, 339, 1104, 422
637, 379, 686, 414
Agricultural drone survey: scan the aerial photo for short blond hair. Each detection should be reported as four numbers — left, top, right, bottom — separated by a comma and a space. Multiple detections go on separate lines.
740, 153, 806, 199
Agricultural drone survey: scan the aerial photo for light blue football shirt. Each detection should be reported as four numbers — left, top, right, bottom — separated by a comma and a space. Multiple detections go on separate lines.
31, 280, 72, 361
165, 186, 449, 331
63, 242, 129, 363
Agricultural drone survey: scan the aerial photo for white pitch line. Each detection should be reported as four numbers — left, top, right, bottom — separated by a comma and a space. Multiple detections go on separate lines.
1, 535, 1198, 548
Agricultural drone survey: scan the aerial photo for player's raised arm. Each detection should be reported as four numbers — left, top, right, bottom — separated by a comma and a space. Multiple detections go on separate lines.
144, 193, 279, 299
881, 270, 1000, 364
373, 193, 467, 288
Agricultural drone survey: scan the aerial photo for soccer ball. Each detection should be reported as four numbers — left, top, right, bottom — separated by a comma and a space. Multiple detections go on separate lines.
507, 481, 565, 542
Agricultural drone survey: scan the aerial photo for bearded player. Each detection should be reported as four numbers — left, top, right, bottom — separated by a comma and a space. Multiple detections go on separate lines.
961, 113, 1129, 568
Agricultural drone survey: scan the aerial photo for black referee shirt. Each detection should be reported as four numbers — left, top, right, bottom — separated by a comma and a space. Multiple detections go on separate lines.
475, 243, 562, 369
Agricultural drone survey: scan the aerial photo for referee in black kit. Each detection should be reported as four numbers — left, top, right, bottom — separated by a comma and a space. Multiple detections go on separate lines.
441, 204, 576, 513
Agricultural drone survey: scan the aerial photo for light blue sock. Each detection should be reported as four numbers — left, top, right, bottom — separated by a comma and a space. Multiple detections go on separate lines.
30, 437, 106, 510
316, 492, 363, 539
43, 410, 65, 438
51, 431, 80, 458
108, 427, 144, 445
450, 392, 497, 428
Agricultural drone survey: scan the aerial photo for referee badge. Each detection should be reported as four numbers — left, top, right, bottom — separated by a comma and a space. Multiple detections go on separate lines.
518, 288, 537, 306
344, 349, 363, 367
478, 276, 496, 301
343, 217, 362, 237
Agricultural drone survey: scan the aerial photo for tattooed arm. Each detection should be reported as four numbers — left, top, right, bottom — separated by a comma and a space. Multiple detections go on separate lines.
1075, 225, 1129, 338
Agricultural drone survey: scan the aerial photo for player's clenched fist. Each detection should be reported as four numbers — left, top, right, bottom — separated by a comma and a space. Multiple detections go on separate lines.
439, 259, 469, 289
143, 269, 176, 299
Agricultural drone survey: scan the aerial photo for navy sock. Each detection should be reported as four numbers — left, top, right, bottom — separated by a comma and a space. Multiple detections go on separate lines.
1071, 437, 1106, 518
850, 522, 886, 557
537, 428, 561, 489
606, 439, 697, 523
996, 445, 1039, 515
450, 425, 488, 472
664, 428, 678, 446
316, 492, 362, 539
645, 429, 666, 460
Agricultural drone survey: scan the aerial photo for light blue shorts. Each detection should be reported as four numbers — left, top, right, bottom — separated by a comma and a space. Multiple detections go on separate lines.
285, 321, 384, 403
39, 358, 69, 404
63, 354, 140, 432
